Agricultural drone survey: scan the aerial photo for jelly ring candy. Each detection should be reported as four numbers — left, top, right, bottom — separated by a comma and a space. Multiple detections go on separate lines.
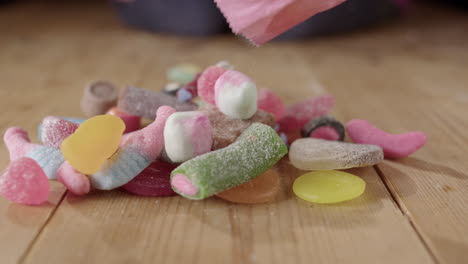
293, 170, 366, 204
80, 80, 119, 117
61, 115, 125, 175
301, 116, 345, 141
171, 123, 288, 200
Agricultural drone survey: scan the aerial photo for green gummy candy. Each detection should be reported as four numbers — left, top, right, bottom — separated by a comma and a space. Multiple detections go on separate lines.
171, 123, 288, 200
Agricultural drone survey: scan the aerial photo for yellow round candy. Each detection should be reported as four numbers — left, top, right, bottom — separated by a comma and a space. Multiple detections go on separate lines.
293, 170, 366, 204
61, 115, 125, 175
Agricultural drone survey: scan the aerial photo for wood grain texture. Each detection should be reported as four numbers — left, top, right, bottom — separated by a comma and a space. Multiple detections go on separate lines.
0, 1, 466, 263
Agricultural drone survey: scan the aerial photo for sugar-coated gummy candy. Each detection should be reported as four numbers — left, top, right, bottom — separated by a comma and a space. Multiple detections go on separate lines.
289, 138, 383, 171
4, 127, 40, 161
346, 119, 427, 159
197, 66, 227, 105
293, 170, 365, 204
301, 116, 345, 141
171, 123, 288, 200
117, 86, 196, 120
38, 117, 85, 143
57, 161, 90, 196
4, 127, 64, 179
257, 88, 285, 121
80, 80, 119, 117
40, 116, 79, 148
106, 107, 141, 133
167, 63, 200, 84
0, 157, 50, 205
278, 95, 335, 132
164, 111, 213, 163
216, 168, 280, 204
89, 106, 175, 190
214, 70, 258, 120
61, 115, 125, 175
121, 161, 177, 197
200, 105, 275, 150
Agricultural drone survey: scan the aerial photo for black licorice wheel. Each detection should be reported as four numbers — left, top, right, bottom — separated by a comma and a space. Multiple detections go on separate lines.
301, 116, 345, 141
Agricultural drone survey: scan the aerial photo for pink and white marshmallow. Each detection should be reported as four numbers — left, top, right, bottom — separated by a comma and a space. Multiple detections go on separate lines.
163, 111, 213, 163
214, 70, 258, 120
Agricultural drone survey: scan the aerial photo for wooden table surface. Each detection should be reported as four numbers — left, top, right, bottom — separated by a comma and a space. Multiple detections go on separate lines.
1, 1, 467, 264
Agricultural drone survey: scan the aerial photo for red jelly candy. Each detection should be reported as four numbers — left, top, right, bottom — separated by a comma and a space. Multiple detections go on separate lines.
107, 107, 141, 134
0, 157, 50, 205
197, 66, 227, 104
257, 88, 285, 121
121, 160, 177, 197
278, 95, 335, 132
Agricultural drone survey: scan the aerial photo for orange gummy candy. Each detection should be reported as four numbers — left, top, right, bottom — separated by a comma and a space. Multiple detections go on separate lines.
216, 168, 280, 204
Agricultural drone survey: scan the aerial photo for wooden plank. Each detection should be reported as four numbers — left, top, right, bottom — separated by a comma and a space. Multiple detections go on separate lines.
6, 3, 433, 263
1, 1, 459, 263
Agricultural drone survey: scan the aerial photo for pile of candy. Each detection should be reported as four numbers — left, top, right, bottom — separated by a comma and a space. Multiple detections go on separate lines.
0, 62, 427, 206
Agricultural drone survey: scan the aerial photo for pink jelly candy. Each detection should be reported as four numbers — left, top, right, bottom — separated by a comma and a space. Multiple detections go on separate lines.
0, 157, 50, 205
41, 116, 79, 148
107, 107, 141, 133
197, 66, 227, 104
121, 161, 177, 197
346, 119, 427, 159
310, 126, 340, 141
57, 161, 90, 196
278, 95, 335, 132
257, 88, 285, 121
214, 0, 346, 45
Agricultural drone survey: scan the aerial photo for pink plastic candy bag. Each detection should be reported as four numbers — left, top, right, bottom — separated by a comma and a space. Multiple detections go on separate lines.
214, 0, 346, 45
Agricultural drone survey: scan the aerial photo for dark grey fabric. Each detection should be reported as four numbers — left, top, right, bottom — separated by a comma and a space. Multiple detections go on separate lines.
111, 0, 228, 35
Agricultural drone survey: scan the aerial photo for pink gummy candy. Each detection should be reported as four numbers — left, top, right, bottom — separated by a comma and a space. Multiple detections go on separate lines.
123, 106, 176, 159
346, 119, 427, 159
310, 126, 340, 141
0, 157, 50, 205
257, 88, 285, 121
197, 66, 227, 104
278, 95, 335, 132
41, 116, 79, 148
214, 0, 346, 45
107, 107, 141, 133
121, 161, 177, 197
4, 127, 39, 161
57, 161, 90, 196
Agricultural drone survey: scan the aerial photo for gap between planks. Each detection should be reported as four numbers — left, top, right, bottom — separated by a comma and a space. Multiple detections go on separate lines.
17, 190, 69, 264
373, 165, 440, 264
